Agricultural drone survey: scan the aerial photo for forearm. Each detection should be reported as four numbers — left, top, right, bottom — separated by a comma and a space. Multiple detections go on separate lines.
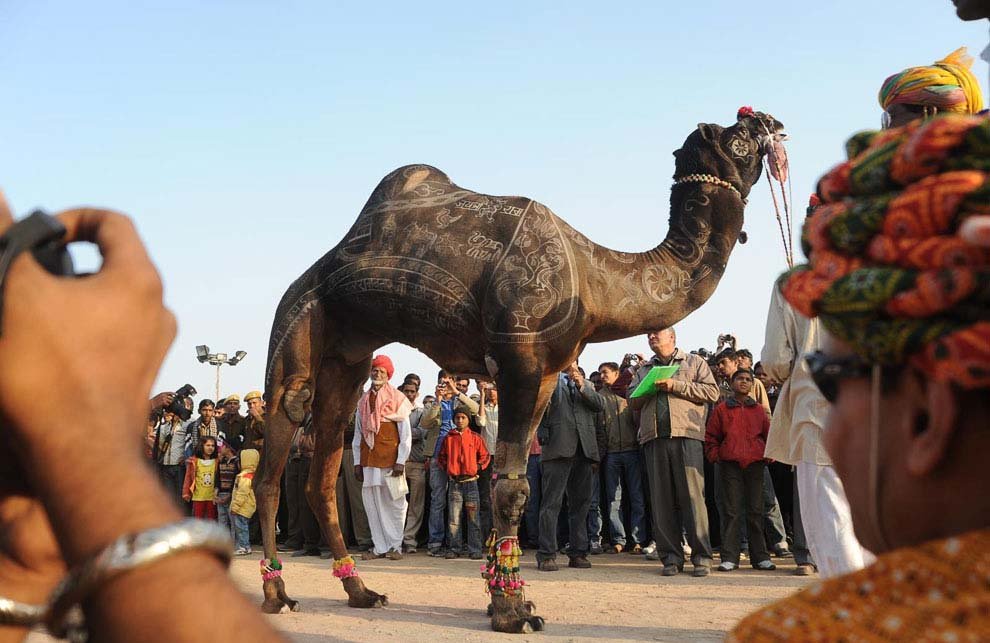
456, 393, 480, 414
27, 450, 281, 640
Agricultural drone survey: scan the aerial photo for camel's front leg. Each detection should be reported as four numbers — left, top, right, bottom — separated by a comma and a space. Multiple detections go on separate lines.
485, 370, 556, 634
488, 476, 545, 633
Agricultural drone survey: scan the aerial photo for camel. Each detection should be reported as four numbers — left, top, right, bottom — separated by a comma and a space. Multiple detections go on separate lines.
255, 109, 785, 633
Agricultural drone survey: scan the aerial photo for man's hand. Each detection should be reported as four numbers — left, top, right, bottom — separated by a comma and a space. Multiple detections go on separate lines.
591, 463, 599, 473
655, 379, 675, 393
354, 465, 363, 482
150, 391, 175, 412
0, 197, 176, 459
571, 371, 585, 389
248, 407, 264, 421
391, 463, 404, 477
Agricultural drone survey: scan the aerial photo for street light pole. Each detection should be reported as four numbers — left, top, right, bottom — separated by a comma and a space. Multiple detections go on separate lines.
195, 345, 247, 402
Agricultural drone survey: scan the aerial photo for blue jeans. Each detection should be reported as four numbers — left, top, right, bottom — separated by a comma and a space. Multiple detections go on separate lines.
447, 479, 481, 555
217, 501, 234, 541
428, 459, 448, 549
605, 450, 646, 546
587, 471, 602, 546
232, 513, 251, 550
524, 454, 542, 546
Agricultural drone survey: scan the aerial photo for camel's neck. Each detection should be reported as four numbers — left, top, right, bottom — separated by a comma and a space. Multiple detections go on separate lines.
586, 181, 744, 343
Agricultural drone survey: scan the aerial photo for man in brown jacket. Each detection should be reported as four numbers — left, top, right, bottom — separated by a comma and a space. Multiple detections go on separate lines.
628, 327, 719, 577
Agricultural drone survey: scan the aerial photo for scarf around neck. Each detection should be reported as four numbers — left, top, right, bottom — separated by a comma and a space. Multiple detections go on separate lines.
358, 382, 412, 450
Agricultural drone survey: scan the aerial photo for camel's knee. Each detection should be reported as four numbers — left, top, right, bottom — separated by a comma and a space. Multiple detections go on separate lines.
279, 376, 313, 423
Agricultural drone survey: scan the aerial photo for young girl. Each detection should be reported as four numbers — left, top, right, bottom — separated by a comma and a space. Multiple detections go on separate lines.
183, 436, 219, 520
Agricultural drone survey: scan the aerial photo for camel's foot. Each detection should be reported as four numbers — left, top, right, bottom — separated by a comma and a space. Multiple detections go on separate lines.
342, 575, 388, 608
262, 576, 300, 614
490, 594, 544, 633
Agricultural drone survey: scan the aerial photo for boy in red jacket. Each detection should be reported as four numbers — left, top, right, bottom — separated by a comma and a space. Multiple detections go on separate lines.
705, 369, 776, 572
438, 406, 491, 559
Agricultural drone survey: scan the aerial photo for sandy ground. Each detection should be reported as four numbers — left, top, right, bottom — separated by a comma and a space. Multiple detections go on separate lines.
227, 551, 816, 643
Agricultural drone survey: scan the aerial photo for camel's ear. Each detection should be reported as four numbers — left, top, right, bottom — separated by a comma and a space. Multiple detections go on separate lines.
697, 123, 717, 142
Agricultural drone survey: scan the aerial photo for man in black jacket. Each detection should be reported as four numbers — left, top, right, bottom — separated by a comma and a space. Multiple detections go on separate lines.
536, 361, 606, 571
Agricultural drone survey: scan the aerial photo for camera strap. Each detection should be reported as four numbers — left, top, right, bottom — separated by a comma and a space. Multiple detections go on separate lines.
0, 211, 69, 335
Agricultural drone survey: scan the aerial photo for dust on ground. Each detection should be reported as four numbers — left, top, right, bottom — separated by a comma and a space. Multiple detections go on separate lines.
229, 551, 814, 642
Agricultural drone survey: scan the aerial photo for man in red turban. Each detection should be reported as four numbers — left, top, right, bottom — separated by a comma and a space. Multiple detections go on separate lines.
354, 354, 413, 560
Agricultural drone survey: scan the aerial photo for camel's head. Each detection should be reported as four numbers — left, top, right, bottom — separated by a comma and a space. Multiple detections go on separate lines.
673, 108, 786, 200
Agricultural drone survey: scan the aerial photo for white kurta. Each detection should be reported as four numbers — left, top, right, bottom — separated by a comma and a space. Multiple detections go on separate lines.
761, 285, 874, 577
353, 412, 412, 555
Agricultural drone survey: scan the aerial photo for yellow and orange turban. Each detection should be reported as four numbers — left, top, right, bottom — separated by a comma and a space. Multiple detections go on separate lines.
781, 114, 990, 389
879, 47, 985, 115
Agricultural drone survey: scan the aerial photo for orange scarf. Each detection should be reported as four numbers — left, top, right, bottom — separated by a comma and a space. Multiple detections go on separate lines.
357, 383, 412, 450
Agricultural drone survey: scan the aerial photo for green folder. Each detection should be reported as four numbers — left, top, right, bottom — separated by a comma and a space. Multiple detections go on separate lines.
628, 364, 681, 399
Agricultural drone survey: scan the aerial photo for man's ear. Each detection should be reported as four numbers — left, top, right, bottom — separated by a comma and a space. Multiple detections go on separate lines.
905, 378, 958, 476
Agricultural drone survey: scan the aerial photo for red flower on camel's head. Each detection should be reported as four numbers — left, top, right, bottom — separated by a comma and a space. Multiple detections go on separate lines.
737, 106, 755, 120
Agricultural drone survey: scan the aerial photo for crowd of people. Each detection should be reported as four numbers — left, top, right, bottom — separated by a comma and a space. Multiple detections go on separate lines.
146, 332, 815, 577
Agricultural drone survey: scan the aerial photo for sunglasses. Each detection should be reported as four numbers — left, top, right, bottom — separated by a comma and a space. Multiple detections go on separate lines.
804, 350, 875, 403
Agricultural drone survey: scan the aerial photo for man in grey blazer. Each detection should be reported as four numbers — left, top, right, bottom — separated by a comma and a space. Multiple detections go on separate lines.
536, 361, 606, 571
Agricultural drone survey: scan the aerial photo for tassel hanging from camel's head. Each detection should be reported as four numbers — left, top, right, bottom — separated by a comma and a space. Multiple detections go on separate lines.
739, 105, 795, 267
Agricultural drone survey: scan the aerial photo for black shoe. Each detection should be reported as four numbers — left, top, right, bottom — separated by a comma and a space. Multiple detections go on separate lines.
589, 543, 604, 555
319, 551, 333, 560
444, 550, 460, 559
692, 564, 711, 577
661, 563, 684, 576
276, 543, 294, 553
568, 555, 592, 569
429, 547, 444, 557
794, 563, 817, 576
469, 552, 483, 560
537, 558, 558, 572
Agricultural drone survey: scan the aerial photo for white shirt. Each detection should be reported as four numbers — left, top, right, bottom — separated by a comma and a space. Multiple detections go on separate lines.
352, 411, 412, 488
761, 285, 833, 466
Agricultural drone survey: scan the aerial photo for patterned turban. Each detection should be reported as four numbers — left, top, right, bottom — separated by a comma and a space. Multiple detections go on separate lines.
879, 47, 985, 115
781, 114, 990, 389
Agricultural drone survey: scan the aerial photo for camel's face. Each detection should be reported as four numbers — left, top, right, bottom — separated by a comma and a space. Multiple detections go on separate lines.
674, 110, 786, 198
719, 111, 786, 189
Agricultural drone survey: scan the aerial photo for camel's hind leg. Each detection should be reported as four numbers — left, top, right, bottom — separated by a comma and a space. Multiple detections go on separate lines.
488, 363, 558, 634
306, 352, 389, 608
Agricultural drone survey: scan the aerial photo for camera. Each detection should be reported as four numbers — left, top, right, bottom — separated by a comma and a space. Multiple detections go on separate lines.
625, 353, 639, 367
166, 384, 197, 421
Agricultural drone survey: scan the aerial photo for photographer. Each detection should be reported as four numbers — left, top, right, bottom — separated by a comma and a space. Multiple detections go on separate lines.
154, 398, 195, 508
0, 197, 282, 641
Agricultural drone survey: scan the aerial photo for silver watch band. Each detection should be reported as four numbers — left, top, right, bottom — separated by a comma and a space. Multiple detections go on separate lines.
47, 518, 232, 638
0, 596, 46, 627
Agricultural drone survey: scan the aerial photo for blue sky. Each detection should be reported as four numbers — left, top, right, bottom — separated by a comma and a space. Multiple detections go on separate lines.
1, 1, 985, 401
